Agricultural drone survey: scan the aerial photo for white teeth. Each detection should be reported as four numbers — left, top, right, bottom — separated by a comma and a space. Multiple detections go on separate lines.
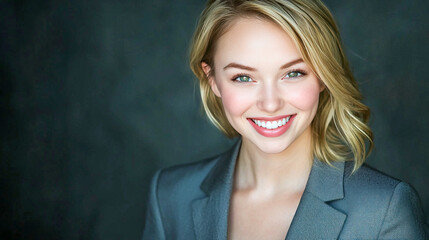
272, 121, 278, 128
252, 116, 292, 130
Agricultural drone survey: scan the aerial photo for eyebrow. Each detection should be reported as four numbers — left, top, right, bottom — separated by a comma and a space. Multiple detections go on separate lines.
223, 58, 304, 71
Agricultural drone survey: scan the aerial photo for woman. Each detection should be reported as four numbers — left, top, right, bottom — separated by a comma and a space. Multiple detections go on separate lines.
143, 0, 428, 239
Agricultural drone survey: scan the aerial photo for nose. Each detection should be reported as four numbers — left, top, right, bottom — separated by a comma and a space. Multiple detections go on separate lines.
256, 82, 284, 113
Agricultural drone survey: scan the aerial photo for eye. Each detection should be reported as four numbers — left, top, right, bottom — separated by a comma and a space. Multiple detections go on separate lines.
233, 75, 253, 82
283, 70, 306, 79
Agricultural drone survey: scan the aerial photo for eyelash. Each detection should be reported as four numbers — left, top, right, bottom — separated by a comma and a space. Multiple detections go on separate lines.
231, 73, 253, 83
231, 69, 307, 83
283, 69, 307, 79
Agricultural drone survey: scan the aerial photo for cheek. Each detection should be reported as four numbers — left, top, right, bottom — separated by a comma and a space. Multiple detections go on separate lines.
218, 85, 253, 118
285, 81, 321, 111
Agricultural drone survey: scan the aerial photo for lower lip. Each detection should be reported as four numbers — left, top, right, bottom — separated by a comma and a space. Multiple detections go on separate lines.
247, 115, 296, 138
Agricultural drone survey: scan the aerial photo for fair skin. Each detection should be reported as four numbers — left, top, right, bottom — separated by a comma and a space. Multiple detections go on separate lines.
202, 17, 324, 240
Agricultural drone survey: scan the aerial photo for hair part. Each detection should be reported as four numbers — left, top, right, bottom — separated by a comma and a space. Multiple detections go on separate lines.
189, 0, 373, 172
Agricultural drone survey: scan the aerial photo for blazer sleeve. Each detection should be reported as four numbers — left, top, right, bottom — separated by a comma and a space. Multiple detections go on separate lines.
142, 170, 166, 240
377, 181, 429, 239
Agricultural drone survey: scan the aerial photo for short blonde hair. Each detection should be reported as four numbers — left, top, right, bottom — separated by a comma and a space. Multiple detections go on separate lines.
189, 0, 373, 171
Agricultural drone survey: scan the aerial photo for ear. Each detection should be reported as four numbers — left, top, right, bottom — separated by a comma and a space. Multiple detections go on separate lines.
201, 62, 221, 97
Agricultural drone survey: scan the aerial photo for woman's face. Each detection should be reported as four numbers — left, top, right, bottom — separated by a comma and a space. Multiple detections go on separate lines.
204, 17, 323, 154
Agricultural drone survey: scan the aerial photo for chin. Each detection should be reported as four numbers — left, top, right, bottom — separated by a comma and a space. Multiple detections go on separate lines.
252, 139, 291, 154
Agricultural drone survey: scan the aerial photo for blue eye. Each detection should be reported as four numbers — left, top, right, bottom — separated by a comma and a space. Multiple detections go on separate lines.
234, 75, 253, 82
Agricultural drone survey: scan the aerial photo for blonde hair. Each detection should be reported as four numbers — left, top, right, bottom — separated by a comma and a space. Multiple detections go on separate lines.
189, 0, 373, 171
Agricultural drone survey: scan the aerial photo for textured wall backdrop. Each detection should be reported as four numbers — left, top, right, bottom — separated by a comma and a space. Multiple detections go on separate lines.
1, 0, 428, 239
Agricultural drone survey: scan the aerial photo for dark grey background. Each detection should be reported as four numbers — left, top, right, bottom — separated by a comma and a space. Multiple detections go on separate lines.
1, 0, 428, 239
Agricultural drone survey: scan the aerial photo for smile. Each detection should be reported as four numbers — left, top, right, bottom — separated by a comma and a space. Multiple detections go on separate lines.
247, 115, 296, 137
251, 116, 291, 130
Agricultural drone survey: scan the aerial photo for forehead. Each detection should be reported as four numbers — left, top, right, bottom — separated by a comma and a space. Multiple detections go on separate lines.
213, 17, 302, 68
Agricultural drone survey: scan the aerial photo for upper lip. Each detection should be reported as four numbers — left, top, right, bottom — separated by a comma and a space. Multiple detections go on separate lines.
248, 114, 294, 121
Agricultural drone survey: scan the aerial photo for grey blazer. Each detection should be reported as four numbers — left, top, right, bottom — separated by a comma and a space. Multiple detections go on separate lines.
142, 141, 428, 239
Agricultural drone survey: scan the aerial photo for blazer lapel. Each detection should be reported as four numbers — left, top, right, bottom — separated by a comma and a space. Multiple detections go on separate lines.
192, 140, 241, 240
192, 141, 347, 240
286, 160, 347, 239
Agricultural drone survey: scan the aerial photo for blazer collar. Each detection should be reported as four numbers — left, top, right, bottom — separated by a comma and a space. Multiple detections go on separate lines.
192, 140, 347, 240
192, 140, 241, 240
199, 139, 241, 195
285, 159, 347, 239
304, 158, 345, 201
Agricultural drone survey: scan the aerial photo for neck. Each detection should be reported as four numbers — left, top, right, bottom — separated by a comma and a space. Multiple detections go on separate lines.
234, 127, 313, 196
